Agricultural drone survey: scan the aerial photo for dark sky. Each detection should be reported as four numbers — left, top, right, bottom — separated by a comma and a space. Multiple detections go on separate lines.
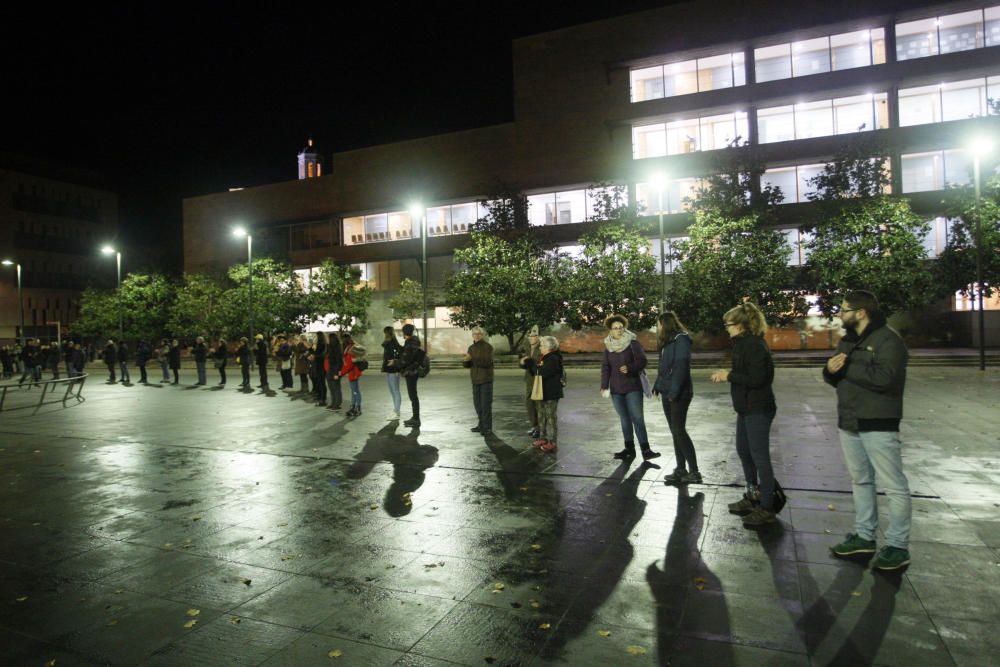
4, 1, 671, 267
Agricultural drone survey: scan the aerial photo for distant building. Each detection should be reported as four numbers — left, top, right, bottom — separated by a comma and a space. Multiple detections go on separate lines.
297, 137, 322, 180
184, 0, 1000, 351
0, 154, 119, 342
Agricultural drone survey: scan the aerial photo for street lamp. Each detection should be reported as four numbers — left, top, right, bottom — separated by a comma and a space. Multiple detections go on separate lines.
409, 203, 428, 349
1, 259, 25, 346
649, 173, 670, 311
232, 226, 254, 369
101, 245, 124, 340
970, 137, 994, 371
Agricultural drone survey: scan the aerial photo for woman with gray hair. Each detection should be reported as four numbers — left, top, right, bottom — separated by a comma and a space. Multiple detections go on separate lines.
522, 335, 563, 452
463, 326, 494, 436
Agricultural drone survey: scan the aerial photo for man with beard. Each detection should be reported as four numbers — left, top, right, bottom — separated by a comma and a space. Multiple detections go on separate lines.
823, 290, 911, 571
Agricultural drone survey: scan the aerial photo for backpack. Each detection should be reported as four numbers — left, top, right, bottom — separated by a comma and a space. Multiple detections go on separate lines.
417, 350, 430, 378
354, 359, 369, 372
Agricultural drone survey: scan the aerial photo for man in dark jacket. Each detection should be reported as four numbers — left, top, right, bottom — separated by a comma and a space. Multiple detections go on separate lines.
398, 324, 423, 427
103, 340, 117, 384
136, 340, 151, 384
325, 332, 342, 410
823, 290, 911, 571
463, 327, 495, 436
70, 342, 86, 378
192, 336, 208, 385
117, 340, 131, 384
254, 334, 269, 390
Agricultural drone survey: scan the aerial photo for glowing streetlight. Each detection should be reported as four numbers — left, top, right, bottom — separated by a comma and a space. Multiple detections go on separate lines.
2, 259, 25, 346
969, 136, 994, 371
409, 203, 428, 349
100, 245, 123, 340
649, 173, 670, 311
232, 226, 254, 368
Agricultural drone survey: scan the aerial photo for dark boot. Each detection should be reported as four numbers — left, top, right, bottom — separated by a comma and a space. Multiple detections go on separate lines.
613, 442, 636, 460
640, 444, 661, 461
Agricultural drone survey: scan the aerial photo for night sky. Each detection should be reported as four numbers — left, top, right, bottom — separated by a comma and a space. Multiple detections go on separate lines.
4, 1, 673, 269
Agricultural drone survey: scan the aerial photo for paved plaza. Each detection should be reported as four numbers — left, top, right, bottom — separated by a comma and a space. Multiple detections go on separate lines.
1, 364, 999, 666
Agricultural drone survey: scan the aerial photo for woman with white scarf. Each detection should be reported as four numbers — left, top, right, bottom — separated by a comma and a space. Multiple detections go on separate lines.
600, 314, 661, 462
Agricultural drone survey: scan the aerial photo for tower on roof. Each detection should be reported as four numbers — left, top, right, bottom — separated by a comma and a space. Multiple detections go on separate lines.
297, 137, 322, 179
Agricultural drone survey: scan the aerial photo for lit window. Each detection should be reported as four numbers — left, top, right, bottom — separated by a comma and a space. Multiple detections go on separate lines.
635, 178, 704, 214
792, 37, 831, 77
629, 51, 746, 103
364, 213, 388, 243
896, 17, 940, 60
755, 43, 792, 82
630, 65, 664, 102
939, 10, 985, 54
900, 151, 970, 191
632, 123, 667, 159
343, 216, 364, 245
387, 211, 413, 240
451, 203, 476, 233
664, 59, 698, 97
899, 84, 943, 126
796, 100, 834, 139
987, 6, 1000, 46
757, 105, 795, 143
665, 118, 701, 154
941, 78, 987, 121
762, 167, 798, 202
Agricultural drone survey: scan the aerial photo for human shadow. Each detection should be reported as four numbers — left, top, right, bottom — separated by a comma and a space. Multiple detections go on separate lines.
647, 485, 730, 665
346, 421, 439, 517
483, 432, 553, 499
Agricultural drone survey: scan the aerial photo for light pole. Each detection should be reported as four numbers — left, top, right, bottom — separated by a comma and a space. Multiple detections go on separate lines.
101, 245, 123, 340
232, 227, 254, 369
1, 259, 25, 346
970, 138, 993, 371
409, 204, 429, 350
650, 173, 670, 311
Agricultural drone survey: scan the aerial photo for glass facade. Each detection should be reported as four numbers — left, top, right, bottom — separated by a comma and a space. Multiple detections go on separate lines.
632, 111, 748, 159
343, 202, 481, 245
899, 76, 1000, 126
901, 150, 972, 192
896, 7, 1000, 60
526, 187, 626, 226
757, 93, 888, 143
762, 163, 827, 203
630, 52, 745, 102
649, 237, 690, 273
289, 220, 335, 251
755, 28, 886, 83
635, 178, 706, 214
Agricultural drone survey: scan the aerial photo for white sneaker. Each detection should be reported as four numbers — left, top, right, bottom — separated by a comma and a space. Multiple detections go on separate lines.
388, 412, 400, 420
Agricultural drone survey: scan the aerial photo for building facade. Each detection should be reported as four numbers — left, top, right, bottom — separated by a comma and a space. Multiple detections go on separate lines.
183, 0, 1000, 352
0, 155, 119, 343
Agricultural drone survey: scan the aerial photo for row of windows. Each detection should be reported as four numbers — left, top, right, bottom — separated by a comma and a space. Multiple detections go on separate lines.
632, 112, 748, 159
342, 202, 484, 246
630, 5, 999, 102
899, 75, 1000, 126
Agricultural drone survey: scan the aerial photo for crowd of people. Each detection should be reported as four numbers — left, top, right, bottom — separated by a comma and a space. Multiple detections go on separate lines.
1, 340, 91, 383
1, 290, 912, 571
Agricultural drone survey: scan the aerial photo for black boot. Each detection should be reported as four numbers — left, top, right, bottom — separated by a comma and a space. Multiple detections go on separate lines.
613, 442, 636, 460
640, 444, 661, 461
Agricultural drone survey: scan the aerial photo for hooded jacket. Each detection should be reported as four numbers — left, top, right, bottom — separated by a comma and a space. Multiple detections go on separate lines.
653, 332, 693, 401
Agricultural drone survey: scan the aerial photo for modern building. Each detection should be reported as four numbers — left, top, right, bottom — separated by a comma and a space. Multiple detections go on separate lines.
183, 0, 1000, 352
0, 154, 119, 343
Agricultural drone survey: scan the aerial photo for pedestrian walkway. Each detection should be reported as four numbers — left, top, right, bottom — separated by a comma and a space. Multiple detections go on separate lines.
1, 366, 997, 665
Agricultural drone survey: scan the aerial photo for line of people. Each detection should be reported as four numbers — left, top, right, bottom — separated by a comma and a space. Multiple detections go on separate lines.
1, 339, 90, 383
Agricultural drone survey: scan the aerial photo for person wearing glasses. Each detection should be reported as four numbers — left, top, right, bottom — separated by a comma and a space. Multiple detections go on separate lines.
600, 314, 661, 462
824, 290, 911, 571
711, 302, 780, 527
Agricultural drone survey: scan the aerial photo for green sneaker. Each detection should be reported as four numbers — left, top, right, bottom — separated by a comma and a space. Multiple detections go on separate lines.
830, 533, 877, 557
872, 546, 911, 571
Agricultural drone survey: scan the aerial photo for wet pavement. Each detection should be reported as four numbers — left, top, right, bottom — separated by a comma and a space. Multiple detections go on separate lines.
1, 365, 999, 666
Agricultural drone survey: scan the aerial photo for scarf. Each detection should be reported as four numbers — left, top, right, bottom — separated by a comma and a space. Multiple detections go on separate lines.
603, 329, 637, 353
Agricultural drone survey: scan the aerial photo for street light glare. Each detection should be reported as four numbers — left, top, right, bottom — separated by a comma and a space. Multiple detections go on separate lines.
1, 259, 13, 266
649, 172, 669, 189
232, 226, 248, 238
408, 203, 424, 219
970, 137, 994, 157
101, 245, 116, 255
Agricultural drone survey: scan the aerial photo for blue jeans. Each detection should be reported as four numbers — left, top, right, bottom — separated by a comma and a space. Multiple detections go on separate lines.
735, 410, 776, 510
839, 429, 911, 549
119, 361, 130, 383
473, 381, 493, 431
386, 372, 401, 413
610, 391, 648, 446
196, 361, 207, 384
349, 379, 361, 409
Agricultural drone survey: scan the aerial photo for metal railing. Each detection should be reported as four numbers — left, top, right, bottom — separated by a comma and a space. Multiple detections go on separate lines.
0, 373, 88, 412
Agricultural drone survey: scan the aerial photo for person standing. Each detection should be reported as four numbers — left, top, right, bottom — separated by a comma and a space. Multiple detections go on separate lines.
824, 290, 911, 571
523, 335, 563, 452
294, 335, 311, 393
103, 339, 118, 384
274, 335, 293, 389
325, 331, 343, 411
254, 334, 270, 390
236, 337, 251, 388
381, 326, 404, 420
168, 339, 182, 384
213, 338, 228, 385
18, 339, 39, 385
47, 343, 60, 379
117, 340, 130, 383
338, 334, 365, 417
653, 311, 700, 485
398, 324, 423, 427
70, 342, 86, 378
463, 327, 495, 436
518, 325, 543, 438
135, 339, 151, 384
312, 332, 328, 407
156, 339, 170, 383
600, 315, 661, 462
192, 336, 208, 385
711, 303, 781, 528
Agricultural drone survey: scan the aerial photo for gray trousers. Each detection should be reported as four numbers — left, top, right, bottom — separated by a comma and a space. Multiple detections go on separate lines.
524, 382, 539, 427
473, 381, 493, 431
538, 399, 559, 442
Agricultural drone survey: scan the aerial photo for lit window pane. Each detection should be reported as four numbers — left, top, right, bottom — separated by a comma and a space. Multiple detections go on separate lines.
424, 207, 449, 237
755, 43, 792, 82
452, 203, 476, 233
556, 190, 587, 223
987, 6, 1000, 46
364, 214, 388, 243
632, 123, 666, 159
732, 52, 746, 86
666, 118, 700, 154
343, 217, 364, 245
630, 65, 664, 102
698, 53, 733, 91
896, 18, 939, 60
939, 10, 984, 54
388, 211, 413, 240
699, 113, 738, 151
664, 59, 698, 96
901, 152, 944, 192
874, 93, 889, 129
833, 94, 875, 134
783, 229, 801, 265
941, 78, 986, 121
899, 84, 942, 126
795, 100, 833, 139
872, 28, 887, 64
797, 164, 826, 200
762, 167, 798, 203
757, 105, 795, 143
943, 150, 972, 186
831, 30, 872, 70
527, 193, 555, 226
791, 37, 830, 76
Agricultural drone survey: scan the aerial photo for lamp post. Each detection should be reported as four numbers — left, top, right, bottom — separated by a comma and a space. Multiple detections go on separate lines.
409, 204, 429, 350
1, 259, 25, 346
970, 138, 993, 371
650, 174, 670, 311
232, 227, 254, 369
101, 245, 123, 340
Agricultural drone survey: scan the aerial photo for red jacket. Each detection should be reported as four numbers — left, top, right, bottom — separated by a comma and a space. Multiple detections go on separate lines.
339, 345, 363, 381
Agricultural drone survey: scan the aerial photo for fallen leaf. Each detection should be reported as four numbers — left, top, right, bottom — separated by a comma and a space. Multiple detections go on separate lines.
532, 585, 542, 591
277, 522, 288, 527
183, 620, 197, 629
625, 646, 647, 655
530, 600, 541, 609
186, 609, 200, 617
163, 543, 174, 548
695, 584, 705, 591
242, 579, 252, 586
191, 516, 202, 522
694, 577, 706, 584
230, 616, 242, 624
539, 623, 551, 629
15, 596, 28, 602
44, 661, 56, 667
494, 583, 505, 591
605, 493, 613, 497
519, 486, 528, 492
530, 544, 542, 550
327, 649, 343, 658
107, 619, 118, 626
597, 630, 611, 637
114, 589, 124, 595
827, 504, 836, 511
370, 504, 379, 511
851, 591, 862, 597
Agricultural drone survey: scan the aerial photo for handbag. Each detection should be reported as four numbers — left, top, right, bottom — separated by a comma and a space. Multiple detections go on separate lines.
639, 371, 652, 399
530, 374, 544, 401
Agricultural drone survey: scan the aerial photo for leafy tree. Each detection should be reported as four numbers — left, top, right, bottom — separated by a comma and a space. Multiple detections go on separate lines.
447, 232, 570, 351
804, 142, 932, 316
934, 173, 1000, 302
72, 288, 118, 339
687, 139, 783, 219
668, 211, 801, 333
387, 278, 424, 321
169, 273, 228, 340
305, 259, 372, 334
73, 273, 174, 341
222, 258, 308, 338
472, 189, 529, 234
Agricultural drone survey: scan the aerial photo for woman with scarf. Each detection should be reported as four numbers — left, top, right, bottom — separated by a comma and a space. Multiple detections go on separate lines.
600, 314, 661, 462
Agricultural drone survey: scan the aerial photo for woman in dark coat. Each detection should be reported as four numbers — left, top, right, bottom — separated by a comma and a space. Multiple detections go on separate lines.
236, 337, 251, 387
168, 339, 181, 385
653, 311, 700, 485
381, 326, 404, 419
523, 335, 563, 453
312, 332, 327, 406
213, 339, 228, 385
600, 315, 660, 462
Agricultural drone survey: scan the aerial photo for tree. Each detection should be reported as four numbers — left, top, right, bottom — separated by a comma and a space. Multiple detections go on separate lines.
169, 273, 228, 339
222, 258, 308, 338
387, 278, 424, 321
668, 211, 801, 333
72, 288, 118, 339
687, 139, 783, 219
447, 232, 570, 351
934, 173, 1000, 302
472, 189, 529, 234
804, 142, 932, 317
305, 259, 372, 334
73, 273, 174, 341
